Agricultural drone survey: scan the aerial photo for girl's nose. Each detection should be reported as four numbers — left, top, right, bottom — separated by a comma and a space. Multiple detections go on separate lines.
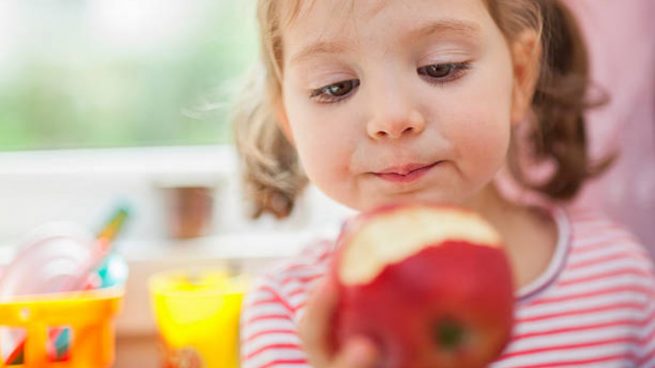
365, 80, 426, 140
367, 107, 426, 141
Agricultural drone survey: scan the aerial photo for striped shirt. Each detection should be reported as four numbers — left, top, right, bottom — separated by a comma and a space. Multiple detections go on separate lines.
240, 206, 655, 367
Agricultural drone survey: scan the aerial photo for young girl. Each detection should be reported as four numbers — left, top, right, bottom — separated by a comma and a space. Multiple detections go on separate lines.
235, 0, 655, 366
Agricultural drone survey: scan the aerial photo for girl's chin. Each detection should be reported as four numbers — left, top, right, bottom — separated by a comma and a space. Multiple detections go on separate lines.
358, 195, 463, 212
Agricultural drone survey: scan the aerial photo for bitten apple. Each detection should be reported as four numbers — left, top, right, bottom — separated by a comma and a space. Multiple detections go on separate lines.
330, 204, 515, 368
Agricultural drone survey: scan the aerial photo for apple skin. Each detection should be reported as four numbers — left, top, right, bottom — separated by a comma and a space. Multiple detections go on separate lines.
330, 204, 515, 368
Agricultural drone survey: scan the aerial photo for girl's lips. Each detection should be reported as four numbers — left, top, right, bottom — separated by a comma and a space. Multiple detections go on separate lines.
374, 161, 441, 183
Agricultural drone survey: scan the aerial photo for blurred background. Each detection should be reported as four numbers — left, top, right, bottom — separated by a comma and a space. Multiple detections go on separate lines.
0, 0, 257, 150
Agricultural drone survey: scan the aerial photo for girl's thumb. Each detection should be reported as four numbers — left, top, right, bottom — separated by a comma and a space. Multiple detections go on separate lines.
333, 337, 379, 368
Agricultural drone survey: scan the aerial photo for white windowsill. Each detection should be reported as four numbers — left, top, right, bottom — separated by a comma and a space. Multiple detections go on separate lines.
0, 145, 352, 247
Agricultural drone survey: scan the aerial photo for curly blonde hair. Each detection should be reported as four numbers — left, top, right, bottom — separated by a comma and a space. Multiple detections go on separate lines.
233, 0, 612, 219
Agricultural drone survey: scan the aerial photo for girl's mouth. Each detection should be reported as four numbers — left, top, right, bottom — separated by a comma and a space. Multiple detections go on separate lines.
374, 161, 441, 183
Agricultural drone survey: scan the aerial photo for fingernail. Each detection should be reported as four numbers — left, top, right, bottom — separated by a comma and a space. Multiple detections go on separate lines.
345, 339, 376, 366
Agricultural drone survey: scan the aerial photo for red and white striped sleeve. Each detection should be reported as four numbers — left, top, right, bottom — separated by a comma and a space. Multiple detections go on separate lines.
240, 276, 310, 368
240, 240, 334, 368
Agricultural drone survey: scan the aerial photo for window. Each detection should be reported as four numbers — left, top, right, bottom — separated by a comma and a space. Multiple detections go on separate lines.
0, 0, 258, 151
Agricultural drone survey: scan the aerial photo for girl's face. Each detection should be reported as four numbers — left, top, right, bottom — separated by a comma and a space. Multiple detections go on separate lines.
278, 0, 524, 211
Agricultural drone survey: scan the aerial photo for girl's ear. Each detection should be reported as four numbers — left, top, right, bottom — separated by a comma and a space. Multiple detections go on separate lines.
510, 30, 541, 126
275, 100, 295, 145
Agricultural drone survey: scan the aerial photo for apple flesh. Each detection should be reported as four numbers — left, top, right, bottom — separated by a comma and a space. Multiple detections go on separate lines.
331, 204, 515, 368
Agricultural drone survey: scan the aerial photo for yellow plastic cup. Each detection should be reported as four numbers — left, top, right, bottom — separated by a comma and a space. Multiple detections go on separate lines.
149, 269, 248, 368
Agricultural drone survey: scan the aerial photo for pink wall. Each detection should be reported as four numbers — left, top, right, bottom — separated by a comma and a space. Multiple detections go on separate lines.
564, 1, 655, 253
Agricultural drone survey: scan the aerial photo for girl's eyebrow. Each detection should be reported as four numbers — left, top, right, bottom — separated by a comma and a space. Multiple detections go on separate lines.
405, 19, 482, 42
289, 19, 480, 67
289, 40, 352, 67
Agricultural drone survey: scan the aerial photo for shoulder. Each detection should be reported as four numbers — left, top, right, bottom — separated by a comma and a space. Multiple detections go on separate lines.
499, 206, 655, 367
243, 238, 335, 317
565, 206, 653, 265
561, 205, 655, 299
239, 238, 334, 368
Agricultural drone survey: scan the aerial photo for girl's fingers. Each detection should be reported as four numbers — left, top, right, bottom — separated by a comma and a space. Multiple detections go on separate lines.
332, 337, 379, 368
298, 279, 338, 367
299, 279, 380, 368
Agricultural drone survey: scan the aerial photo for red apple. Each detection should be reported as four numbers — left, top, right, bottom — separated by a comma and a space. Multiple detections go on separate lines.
330, 204, 515, 368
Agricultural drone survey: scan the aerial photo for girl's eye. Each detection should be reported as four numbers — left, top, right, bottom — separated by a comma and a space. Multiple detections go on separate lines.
310, 79, 360, 103
417, 62, 470, 83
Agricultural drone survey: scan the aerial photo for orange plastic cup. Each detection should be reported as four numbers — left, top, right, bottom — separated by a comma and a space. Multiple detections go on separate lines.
0, 288, 123, 368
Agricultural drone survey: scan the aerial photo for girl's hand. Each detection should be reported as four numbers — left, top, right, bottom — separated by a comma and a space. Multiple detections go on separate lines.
298, 280, 379, 368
